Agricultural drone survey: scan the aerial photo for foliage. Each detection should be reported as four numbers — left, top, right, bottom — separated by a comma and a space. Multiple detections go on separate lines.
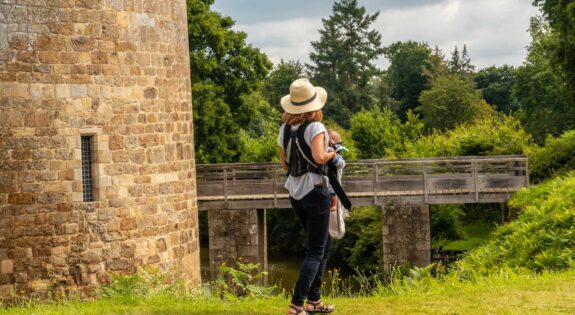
475, 65, 520, 114
448, 45, 475, 79
396, 114, 534, 158
187, 0, 272, 163
4, 271, 575, 314
459, 172, 575, 273
350, 108, 423, 159
213, 259, 273, 299
513, 17, 575, 143
430, 205, 466, 241
237, 92, 282, 163
98, 267, 185, 302
417, 74, 493, 132
192, 83, 240, 163
329, 206, 382, 273
263, 60, 307, 112
383, 41, 433, 120
308, 0, 385, 127
529, 130, 575, 182
533, 0, 575, 96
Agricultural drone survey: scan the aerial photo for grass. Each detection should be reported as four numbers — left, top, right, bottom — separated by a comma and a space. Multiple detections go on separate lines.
433, 221, 496, 251
2, 270, 574, 315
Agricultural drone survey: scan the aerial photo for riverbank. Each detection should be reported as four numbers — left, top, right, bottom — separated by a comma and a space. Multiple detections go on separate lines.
3, 270, 573, 314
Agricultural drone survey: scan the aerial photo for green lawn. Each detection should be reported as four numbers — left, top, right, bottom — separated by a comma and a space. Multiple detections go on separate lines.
433, 221, 497, 251
3, 270, 574, 315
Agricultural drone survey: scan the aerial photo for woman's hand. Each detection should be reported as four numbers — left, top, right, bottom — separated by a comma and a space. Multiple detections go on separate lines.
311, 133, 336, 164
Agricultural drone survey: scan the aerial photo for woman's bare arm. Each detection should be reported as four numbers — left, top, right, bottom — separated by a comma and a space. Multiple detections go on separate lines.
311, 133, 335, 164
279, 148, 288, 171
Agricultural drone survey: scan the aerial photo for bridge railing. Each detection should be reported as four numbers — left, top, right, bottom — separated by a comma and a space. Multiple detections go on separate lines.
196, 155, 528, 209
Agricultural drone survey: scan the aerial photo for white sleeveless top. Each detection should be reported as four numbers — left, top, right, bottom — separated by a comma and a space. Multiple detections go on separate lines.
277, 122, 329, 200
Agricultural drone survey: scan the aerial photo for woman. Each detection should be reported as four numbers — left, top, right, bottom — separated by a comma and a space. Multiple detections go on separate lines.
278, 78, 336, 315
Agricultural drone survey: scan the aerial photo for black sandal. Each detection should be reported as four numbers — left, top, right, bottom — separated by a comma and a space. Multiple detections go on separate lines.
288, 305, 309, 315
306, 300, 334, 314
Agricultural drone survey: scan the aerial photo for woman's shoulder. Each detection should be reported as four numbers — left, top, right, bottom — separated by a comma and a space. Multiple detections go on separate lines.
306, 121, 327, 133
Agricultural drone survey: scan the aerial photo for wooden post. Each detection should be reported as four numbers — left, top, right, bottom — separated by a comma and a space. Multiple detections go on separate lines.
373, 164, 378, 204
423, 163, 429, 204
472, 161, 479, 202
525, 158, 530, 188
223, 168, 228, 209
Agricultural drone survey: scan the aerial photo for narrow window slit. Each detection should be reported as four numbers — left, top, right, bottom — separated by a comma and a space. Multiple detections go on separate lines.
81, 135, 94, 202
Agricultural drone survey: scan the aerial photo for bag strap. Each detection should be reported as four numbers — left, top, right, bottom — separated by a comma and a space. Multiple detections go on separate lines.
293, 124, 352, 210
282, 124, 291, 167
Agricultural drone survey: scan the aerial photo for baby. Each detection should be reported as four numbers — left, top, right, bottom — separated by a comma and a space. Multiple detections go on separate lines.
327, 129, 347, 212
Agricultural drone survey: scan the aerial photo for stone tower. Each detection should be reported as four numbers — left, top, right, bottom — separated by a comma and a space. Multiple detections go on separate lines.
0, 0, 200, 296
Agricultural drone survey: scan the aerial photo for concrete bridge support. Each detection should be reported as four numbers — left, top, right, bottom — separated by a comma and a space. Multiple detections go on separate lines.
208, 209, 268, 284
382, 204, 431, 268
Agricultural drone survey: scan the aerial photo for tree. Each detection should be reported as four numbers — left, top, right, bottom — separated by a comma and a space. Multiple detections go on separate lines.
187, 0, 273, 163
308, 0, 385, 127
417, 74, 493, 131
383, 41, 433, 120
533, 0, 575, 96
449, 44, 475, 79
475, 65, 519, 114
262, 60, 306, 111
514, 17, 575, 142
350, 108, 423, 159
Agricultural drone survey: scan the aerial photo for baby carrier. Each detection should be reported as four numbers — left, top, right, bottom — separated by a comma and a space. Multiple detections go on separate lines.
282, 123, 352, 210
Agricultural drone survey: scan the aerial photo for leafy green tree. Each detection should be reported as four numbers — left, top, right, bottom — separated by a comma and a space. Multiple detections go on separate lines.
350, 108, 423, 159
514, 17, 575, 143
369, 74, 401, 113
308, 0, 385, 127
193, 83, 240, 163
417, 74, 492, 131
475, 65, 519, 114
262, 60, 306, 111
395, 115, 534, 158
449, 44, 475, 79
383, 41, 433, 120
423, 46, 449, 83
187, 0, 272, 163
529, 130, 575, 182
237, 92, 282, 163
533, 0, 575, 96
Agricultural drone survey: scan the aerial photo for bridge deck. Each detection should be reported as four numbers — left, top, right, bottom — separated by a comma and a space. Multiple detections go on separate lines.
196, 155, 529, 210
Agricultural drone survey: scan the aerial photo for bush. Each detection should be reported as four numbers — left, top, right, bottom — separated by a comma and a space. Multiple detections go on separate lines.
430, 205, 466, 241
529, 130, 575, 182
396, 114, 534, 158
458, 172, 575, 273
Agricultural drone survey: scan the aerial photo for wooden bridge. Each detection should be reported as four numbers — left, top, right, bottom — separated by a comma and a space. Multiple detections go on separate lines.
197, 155, 529, 210
199, 155, 529, 278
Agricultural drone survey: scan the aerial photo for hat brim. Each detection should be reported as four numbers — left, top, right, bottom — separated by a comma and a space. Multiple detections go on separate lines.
280, 87, 327, 114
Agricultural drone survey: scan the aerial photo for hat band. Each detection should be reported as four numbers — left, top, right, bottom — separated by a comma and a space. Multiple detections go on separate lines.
291, 92, 317, 106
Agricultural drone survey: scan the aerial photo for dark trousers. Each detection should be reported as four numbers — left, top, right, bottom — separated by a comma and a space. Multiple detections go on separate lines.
290, 187, 331, 306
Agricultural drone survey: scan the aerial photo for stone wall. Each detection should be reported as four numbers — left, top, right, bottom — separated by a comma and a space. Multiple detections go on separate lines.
382, 204, 431, 268
0, 0, 200, 296
208, 209, 267, 283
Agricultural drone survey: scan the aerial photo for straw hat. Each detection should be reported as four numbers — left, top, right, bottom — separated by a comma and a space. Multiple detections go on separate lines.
281, 78, 327, 114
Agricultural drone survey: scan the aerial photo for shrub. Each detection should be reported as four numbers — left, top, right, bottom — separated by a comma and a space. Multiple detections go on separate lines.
529, 130, 575, 182
458, 172, 575, 273
430, 205, 466, 241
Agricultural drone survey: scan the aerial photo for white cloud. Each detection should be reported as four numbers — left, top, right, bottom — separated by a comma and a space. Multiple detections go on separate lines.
228, 0, 539, 70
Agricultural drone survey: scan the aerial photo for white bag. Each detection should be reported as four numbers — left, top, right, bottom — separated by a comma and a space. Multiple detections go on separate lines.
329, 201, 349, 239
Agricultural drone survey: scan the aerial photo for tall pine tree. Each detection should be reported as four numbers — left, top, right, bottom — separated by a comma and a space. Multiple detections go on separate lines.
308, 0, 384, 127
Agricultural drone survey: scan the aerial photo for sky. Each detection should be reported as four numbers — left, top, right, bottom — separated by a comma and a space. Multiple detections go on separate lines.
211, 0, 540, 70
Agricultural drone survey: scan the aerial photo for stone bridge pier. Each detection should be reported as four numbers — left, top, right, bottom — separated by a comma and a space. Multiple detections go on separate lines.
382, 204, 431, 268
208, 209, 267, 284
